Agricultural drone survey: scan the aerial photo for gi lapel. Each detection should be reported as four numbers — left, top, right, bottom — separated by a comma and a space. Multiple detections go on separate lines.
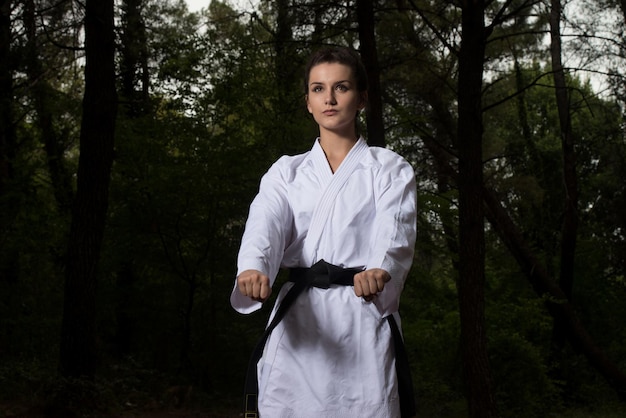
301, 137, 369, 265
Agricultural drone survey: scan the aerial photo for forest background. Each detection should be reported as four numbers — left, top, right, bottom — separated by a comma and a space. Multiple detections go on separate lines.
1, 0, 626, 417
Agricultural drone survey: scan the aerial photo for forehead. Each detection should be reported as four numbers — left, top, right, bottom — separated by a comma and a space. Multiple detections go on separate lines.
308, 62, 355, 83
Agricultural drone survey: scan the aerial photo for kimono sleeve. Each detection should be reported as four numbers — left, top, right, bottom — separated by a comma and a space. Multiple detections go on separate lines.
230, 159, 293, 314
368, 156, 417, 318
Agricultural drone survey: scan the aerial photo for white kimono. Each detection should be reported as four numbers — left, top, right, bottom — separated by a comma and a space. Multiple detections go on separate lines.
231, 137, 417, 418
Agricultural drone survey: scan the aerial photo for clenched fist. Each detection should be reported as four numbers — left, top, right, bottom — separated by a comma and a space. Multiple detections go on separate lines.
237, 269, 272, 302
353, 268, 390, 301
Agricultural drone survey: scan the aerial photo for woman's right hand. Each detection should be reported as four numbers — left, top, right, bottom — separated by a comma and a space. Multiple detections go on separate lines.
237, 269, 272, 302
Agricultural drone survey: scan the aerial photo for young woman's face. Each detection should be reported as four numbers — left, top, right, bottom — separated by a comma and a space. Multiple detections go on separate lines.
306, 62, 367, 138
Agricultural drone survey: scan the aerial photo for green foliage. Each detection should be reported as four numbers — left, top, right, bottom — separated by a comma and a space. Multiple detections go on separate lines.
0, 143, 66, 364
0, 358, 55, 403
486, 270, 562, 416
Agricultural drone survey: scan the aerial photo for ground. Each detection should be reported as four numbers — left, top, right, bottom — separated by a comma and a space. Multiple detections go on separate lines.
0, 402, 241, 418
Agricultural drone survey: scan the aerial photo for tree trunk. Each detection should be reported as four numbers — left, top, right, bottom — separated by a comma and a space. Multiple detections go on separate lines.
113, 263, 135, 358
273, 0, 298, 154
114, 0, 150, 359
549, 0, 580, 351
457, 1, 499, 417
178, 277, 197, 376
120, 0, 150, 115
0, 0, 14, 194
59, 0, 117, 379
0, 0, 18, 356
356, 0, 385, 146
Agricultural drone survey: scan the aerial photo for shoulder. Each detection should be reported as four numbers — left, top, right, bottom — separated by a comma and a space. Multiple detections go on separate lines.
364, 145, 415, 177
263, 150, 312, 182
273, 151, 311, 169
271, 149, 312, 173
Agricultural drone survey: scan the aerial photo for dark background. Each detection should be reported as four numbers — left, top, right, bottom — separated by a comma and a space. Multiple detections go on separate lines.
1, 0, 626, 417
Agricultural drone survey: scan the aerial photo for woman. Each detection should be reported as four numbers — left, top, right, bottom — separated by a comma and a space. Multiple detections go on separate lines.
231, 46, 417, 417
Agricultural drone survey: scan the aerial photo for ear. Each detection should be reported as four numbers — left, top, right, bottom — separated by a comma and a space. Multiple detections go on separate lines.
358, 91, 368, 110
306, 95, 313, 114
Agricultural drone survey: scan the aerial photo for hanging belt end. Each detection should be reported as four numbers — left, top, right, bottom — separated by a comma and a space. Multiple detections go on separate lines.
245, 393, 258, 418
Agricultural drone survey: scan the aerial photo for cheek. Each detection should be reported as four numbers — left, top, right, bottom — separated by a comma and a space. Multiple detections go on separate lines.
306, 95, 321, 113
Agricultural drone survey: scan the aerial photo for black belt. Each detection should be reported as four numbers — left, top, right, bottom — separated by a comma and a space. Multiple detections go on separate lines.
288, 259, 362, 288
243, 259, 416, 418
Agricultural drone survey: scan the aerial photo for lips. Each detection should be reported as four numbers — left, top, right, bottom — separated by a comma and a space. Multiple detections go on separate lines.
323, 109, 338, 115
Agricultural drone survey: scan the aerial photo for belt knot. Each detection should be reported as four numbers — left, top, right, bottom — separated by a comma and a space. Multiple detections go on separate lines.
289, 259, 362, 289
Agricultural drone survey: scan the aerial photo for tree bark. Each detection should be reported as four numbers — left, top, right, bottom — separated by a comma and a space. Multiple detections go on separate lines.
59, 0, 118, 379
114, 0, 150, 359
273, 0, 300, 154
0, 0, 18, 357
457, 1, 499, 417
0, 0, 14, 194
356, 0, 385, 146
549, 0, 580, 351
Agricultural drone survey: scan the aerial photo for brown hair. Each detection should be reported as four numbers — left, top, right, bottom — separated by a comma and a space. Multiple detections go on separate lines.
303, 46, 369, 95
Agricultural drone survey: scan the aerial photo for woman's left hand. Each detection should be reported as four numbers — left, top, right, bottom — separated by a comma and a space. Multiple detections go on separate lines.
353, 268, 391, 301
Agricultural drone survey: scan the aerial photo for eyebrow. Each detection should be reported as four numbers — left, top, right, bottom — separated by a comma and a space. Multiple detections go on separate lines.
309, 79, 353, 86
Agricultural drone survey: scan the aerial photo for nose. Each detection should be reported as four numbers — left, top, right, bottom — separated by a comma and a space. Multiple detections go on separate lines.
325, 90, 336, 105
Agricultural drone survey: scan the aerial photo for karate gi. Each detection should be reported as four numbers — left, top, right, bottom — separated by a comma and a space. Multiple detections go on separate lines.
231, 137, 417, 418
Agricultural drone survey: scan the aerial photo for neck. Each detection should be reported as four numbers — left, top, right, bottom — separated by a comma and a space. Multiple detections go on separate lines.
318, 132, 359, 173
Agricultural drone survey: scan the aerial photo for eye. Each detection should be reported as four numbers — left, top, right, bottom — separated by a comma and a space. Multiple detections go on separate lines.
335, 84, 348, 92
311, 85, 323, 93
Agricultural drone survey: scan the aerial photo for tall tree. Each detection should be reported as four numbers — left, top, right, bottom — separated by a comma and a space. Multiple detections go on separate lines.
272, 0, 298, 153
356, 0, 385, 146
456, 1, 499, 416
120, 0, 150, 115
59, 0, 118, 378
0, 0, 18, 348
548, 0, 580, 352
112, 0, 153, 359
0, 0, 14, 196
